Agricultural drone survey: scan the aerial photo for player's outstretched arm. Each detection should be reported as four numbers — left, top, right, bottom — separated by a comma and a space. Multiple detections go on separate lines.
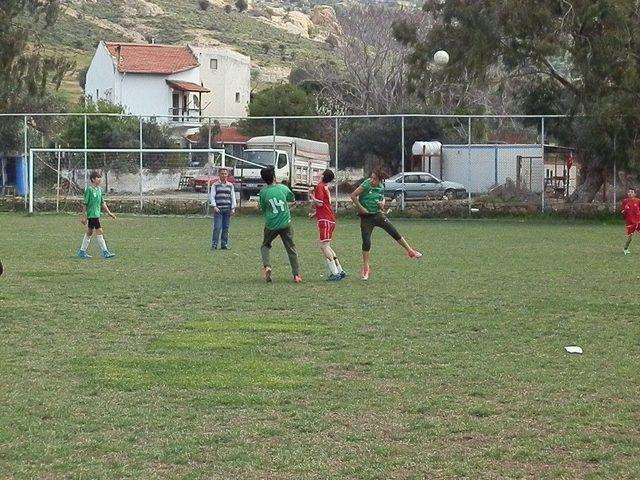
102, 202, 117, 220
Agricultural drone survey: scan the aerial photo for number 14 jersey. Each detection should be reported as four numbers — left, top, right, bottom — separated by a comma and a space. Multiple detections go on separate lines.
259, 183, 295, 230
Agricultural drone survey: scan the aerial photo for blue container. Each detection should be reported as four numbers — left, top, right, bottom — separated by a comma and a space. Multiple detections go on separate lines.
15, 156, 29, 196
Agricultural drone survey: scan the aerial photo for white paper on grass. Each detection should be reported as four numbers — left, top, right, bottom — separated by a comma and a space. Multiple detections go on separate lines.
564, 346, 583, 354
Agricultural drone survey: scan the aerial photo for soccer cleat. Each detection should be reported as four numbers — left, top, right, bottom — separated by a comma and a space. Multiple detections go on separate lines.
327, 273, 343, 281
211, 245, 217, 250
361, 266, 370, 281
293, 275, 303, 284
264, 267, 273, 283
624, 249, 631, 255
408, 249, 423, 259
339, 270, 347, 279
78, 250, 92, 259
102, 251, 115, 259
221, 246, 229, 250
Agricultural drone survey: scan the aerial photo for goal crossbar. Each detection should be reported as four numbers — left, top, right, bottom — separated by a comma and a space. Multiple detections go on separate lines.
28, 148, 269, 213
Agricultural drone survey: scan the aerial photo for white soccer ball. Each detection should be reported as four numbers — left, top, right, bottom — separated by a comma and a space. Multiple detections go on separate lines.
433, 50, 449, 66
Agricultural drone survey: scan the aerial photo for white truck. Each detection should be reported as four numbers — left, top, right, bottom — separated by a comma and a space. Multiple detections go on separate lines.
236, 135, 331, 200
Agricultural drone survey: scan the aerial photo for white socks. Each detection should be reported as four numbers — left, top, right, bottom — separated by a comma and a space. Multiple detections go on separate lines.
334, 257, 343, 273
326, 258, 339, 275
80, 234, 91, 251
97, 235, 108, 252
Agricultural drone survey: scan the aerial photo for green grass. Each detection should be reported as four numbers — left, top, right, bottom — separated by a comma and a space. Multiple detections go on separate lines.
1, 213, 639, 479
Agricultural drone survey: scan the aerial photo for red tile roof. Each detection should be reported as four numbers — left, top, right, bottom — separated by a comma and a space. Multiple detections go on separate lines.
216, 127, 249, 144
166, 80, 210, 93
104, 42, 199, 74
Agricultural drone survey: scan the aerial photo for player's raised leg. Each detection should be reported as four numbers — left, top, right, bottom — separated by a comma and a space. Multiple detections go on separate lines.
374, 213, 422, 258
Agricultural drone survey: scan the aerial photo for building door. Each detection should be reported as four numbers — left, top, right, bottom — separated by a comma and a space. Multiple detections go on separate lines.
172, 93, 180, 121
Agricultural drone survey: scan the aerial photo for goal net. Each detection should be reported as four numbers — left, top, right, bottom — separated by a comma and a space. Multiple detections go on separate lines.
28, 148, 256, 213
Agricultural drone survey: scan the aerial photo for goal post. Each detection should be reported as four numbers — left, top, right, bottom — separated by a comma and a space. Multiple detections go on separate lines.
28, 148, 238, 214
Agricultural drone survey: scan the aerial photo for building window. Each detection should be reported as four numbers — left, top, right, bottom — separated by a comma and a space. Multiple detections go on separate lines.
210, 58, 218, 70
193, 94, 200, 108
235, 92, 240, 103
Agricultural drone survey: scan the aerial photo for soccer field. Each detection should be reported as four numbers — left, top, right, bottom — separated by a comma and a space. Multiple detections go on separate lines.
1, 213, 638, 479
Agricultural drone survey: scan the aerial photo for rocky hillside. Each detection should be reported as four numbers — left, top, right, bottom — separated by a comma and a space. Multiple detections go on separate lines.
46, 0, 347, 102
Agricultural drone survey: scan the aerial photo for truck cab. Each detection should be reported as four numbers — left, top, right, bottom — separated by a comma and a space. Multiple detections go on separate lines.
236, 136, 330, 200
236, 149, 290, 200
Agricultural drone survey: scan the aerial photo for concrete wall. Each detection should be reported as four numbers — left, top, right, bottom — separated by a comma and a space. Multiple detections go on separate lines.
68, 168, 203, 193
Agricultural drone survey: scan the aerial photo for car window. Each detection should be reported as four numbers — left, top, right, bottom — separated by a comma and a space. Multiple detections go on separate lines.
422, 174, 439, 183
277, 154, 287, 169
404, 175, 420, 183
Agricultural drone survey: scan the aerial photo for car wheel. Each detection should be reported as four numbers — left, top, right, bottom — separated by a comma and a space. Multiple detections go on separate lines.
444, 189, 456, 200
393, 191, 406, 202
241, 191, 251, 201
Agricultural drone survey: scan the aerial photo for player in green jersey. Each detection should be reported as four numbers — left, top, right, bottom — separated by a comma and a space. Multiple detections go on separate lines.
351, 168, 422, 280
258, 168, 302, 283
78, 171, 117, 259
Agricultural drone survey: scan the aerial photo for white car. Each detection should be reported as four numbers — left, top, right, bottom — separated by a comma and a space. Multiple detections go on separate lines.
384, 172, 467, 200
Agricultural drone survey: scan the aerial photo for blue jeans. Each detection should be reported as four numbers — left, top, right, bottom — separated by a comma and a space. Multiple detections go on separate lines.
211, 209, 232, 248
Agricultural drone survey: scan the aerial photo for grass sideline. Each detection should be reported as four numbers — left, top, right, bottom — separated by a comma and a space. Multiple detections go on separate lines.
1, 213, 639, 478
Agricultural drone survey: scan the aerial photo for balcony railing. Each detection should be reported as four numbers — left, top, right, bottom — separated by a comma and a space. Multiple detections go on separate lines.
169, 108, 203, 124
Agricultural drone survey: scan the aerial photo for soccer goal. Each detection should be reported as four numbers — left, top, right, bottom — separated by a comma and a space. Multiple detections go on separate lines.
27, 148, 262, 213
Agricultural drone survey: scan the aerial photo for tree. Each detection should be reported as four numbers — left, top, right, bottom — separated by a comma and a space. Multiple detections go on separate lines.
235, 0, 248, 13
338, 116, 442, 174
239, 84, 326, 140
0, 1, 73, 109
298, 6, 420, 116
78, 66, 89, 92
0, 0, 74, 153
60, 101, 174, 189
290, 6, 444, 172
394, 0, 640, 202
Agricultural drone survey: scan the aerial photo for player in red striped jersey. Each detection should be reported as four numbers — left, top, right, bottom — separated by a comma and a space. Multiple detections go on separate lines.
310, 169, 346, 281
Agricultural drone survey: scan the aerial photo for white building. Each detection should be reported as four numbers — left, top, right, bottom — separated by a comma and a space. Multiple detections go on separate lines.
85, 42, 251, 135
190, 46, 251, 125
85, 42, 209, 138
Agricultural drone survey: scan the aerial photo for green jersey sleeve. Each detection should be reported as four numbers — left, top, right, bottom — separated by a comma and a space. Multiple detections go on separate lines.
285, 185, 294, 202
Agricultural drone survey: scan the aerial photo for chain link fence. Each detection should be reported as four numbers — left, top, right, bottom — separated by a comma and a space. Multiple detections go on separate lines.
0, 112, 624, 214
